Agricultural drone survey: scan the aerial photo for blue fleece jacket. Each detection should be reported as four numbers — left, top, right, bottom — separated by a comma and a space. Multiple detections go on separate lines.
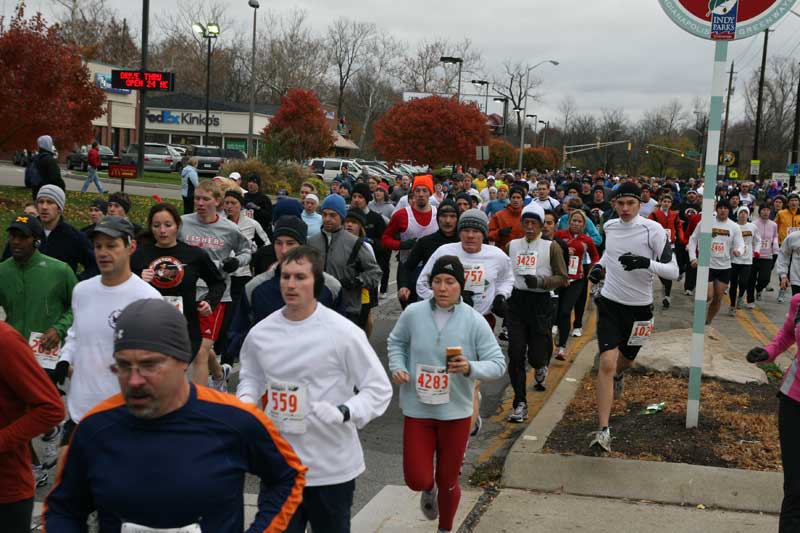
387, 298, 506, 420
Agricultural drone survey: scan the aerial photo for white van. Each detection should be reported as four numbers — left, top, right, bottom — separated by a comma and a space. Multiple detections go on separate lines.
309, 158, 362, 182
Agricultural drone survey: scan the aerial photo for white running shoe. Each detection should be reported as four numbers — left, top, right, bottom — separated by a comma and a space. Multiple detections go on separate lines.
727, 307, 736, 317
746, 302, 756, 309
571, 328, 583, 338
420, 485, 438, 520
508, 402, 528, 423
778, 289, 787, 303
736, 296, 744, 309
40, 425, 63, 469
756, 291, 762, 301
209, 363, 232, 393
684, 289, 693, 296
33, 465, 49, 487
554, 346, 566, 361
551, 325, 558, 337
588, 427, 612, 452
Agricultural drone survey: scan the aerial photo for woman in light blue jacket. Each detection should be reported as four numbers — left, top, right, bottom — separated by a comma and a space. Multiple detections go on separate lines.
388, 255, 506, 533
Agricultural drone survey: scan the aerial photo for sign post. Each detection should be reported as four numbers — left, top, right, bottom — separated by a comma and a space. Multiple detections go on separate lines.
658, 0, 795, 429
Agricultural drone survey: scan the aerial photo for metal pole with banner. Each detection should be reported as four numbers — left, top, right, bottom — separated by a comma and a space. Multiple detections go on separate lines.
658, 0, 796, 429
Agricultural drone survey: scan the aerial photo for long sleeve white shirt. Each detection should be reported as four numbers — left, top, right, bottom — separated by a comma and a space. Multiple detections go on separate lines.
688, 217, 745, 270
732, 222, 760, 265
599, 215, 679, 306
236, 304, 391, 487
777, 232, 800, 285
416, 242, 514, 316
60, 274, 161, 422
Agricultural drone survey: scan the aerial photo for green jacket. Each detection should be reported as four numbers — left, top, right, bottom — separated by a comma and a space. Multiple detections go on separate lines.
0, 250, 77, 341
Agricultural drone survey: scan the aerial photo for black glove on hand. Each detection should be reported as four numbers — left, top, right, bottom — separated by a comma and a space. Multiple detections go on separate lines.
618, 252, 650, 271
51, 361, 70, 386
462, 290, 475, 308
245, 202, 260, 211
746, 347, 769, 363
524, 275, 545, 290
399, 238, 417, 250
221, 257, 240, 273
588, 264, 605, 284
492, 294, 507, 318
499, 227, 512, 237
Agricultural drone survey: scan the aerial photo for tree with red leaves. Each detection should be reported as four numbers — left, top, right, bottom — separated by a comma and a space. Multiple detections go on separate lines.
487, 138, 517, 169
0, 5, 105, 151
373, 96, 490, 166
262, 88, 333, 162
522, 147, 562, 171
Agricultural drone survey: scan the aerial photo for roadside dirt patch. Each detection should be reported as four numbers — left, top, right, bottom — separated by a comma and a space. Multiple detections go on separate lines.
543, 369, 782, 472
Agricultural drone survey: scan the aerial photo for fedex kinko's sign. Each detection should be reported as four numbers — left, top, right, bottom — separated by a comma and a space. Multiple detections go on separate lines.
658, 0, 796, 40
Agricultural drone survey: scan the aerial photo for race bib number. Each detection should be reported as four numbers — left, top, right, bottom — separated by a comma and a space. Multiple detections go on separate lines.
627, 319, 654, 347
760, 239, 770, 250
29, 332, 60, 370
514, 252, 538, 275
266, 382, 308, 434
243, 209, 255, 219
415, 364, 449, 405
788, 227, 800, 235
163, 296, 184, 313
121, 523, 201, 533
711, 241, 727, 258
463, 265, 486, 293
568, 255, 580, 276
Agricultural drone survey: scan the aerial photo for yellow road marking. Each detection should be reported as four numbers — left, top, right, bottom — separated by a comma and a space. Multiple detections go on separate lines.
751, 307, 778, 335
735, 309, 770, 345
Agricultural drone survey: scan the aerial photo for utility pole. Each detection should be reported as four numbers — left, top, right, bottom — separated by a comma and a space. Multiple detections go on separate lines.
791, 62, 800, 190
720, 61, 735, 179
752, 29, 769, 180
135, 0, 149, 186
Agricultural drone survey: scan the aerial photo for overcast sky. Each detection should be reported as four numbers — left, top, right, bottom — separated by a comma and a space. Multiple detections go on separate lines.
10, 0, 800, 129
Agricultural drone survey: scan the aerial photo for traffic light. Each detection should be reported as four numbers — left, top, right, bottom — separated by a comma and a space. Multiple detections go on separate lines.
645, 147, 650, 154
627, 142, 632, 151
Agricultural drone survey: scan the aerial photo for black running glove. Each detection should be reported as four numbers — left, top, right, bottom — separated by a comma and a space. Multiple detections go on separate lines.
221, 257, 240, 273
492, 294, 507, 318
618, 252, 650, 271
399, 238, 417, 250
588, 264, 605, 284
51, 361, 70, 386
524, 275, 545, 290
499, 227, 512, 237
746, 347, 769, 363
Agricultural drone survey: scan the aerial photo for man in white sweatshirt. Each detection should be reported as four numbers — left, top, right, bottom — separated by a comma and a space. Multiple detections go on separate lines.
237, 245, 391, 533
688, 198, 745, 325
55, 216, 161, 445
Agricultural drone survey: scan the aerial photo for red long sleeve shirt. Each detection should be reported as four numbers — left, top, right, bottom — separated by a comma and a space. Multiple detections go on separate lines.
554, 230, 600, 280
381, 206, 434, 250
0, 321, 64, 503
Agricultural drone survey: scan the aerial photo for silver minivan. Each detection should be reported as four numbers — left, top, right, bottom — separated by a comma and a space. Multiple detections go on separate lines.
121, 142, 175, 172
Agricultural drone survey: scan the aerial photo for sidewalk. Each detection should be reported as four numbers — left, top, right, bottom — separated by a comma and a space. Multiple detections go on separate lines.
474, 490, 776, 532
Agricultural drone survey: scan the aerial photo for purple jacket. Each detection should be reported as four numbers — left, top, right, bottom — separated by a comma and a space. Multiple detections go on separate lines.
765, 294, 800, 403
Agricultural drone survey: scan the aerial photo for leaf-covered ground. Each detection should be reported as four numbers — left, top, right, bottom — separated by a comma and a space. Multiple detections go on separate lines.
543, 369, 782, 472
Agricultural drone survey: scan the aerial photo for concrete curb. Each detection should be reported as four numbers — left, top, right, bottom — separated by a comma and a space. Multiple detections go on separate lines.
501, 343, 783, 514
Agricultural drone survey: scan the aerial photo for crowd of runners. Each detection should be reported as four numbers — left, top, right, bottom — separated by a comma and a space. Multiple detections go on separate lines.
5, 144, 800, 531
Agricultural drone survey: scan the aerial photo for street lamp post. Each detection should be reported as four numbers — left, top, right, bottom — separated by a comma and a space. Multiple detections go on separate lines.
526, 114, 538, 145
247, 0, 259, 159
517, 60, 559, 171
471, 79, 489, 113
538, 120, 549, 148
193, 22, 220, 145
440, 56, 463, 101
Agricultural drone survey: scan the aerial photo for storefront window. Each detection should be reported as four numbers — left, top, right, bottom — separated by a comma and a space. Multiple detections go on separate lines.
225, 138, 247, 152
172, 135, 201, 146
204, 136, 222, 148
145, 132, 170, 144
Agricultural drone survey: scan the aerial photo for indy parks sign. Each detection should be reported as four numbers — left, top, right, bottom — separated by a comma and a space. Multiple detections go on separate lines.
658, 0, 796, 40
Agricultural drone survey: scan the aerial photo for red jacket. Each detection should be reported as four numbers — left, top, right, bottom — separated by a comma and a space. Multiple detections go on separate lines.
88, 147, 102, 168
0, 322, 64, 503
649, 208, 686, 245
488, 204, 524, 251
554, 230, 600, 280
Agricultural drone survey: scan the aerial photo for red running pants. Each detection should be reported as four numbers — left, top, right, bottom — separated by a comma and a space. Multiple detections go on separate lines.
403, 416, 472, 531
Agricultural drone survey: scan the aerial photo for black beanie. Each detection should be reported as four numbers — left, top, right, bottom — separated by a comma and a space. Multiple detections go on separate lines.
114, 299, 191, 362
345, 208, 367, 228
437, 199, 458, 220
352, 183, 372, 203
273, 215, 308, 244
614, 181, 642, 201
90, 198, 108, 214
224, 190, 244, 206
430, 255, 465, 292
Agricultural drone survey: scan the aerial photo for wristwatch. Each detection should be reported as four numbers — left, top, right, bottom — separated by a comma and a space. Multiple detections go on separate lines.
337, 404, 350, 423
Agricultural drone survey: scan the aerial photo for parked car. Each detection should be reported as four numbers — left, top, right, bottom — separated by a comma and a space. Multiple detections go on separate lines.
66, 144, 117, 171
223, 148, 247, 162
120, 142, 175, 172
308, 158, 362, 182
168, 144, 187, 156
185, 145, 224, 176
167, 146, 184, 172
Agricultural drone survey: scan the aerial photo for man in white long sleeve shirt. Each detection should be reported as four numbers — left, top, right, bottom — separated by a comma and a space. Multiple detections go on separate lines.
237, 245, 391, 533
56, 216, 161, 445
586, 182, 678, 452
687, 199, 744, 325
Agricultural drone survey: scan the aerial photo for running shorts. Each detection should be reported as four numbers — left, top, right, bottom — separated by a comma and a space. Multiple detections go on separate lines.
709, 268, 731, 284
596, 295, 654, 360
199, 302, 227, 341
